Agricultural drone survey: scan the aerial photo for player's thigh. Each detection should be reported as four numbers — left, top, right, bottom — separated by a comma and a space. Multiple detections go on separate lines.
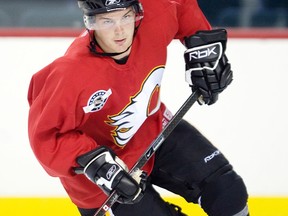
150, 119, 231, 202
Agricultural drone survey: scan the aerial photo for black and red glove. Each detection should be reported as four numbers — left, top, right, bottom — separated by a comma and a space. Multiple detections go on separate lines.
184, 29, 233, 105
75, 146, 147, 204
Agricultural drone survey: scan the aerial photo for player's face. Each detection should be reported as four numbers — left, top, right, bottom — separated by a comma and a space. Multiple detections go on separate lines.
94, 8, 136, 59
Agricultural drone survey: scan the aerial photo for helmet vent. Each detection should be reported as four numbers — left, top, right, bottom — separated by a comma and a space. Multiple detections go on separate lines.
86, 2, 98, 9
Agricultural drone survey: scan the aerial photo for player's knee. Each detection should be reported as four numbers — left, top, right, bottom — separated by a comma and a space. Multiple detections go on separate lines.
199, 170, 249, 216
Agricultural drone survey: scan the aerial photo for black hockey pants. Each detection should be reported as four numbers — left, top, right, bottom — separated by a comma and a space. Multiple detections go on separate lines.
78, 120, 249, 216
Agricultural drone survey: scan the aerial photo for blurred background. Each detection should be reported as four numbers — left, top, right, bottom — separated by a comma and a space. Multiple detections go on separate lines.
0, 0, 288, 216
0, 0, 287, 28
199, 0, 288, 28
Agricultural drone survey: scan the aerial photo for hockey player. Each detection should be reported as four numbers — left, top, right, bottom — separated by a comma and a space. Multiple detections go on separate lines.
27, 0, 249, 215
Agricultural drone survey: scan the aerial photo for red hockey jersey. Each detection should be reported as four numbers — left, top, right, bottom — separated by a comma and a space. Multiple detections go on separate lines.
28, 0, 210, 208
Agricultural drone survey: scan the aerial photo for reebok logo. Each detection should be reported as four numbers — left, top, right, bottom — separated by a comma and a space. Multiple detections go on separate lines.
189, 45, 218, 61
105, 0, 120, 6
184, 42, 222, 63
106, 165, 117, 180
204, 150, 220, 163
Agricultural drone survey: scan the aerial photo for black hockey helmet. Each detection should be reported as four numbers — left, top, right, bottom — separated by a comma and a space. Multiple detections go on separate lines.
78, 0, 144, 30
78, 0, 143, 16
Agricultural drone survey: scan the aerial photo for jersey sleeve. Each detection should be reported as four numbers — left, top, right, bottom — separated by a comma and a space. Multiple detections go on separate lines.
174, 0, 211, 41
28, 59, 97, 178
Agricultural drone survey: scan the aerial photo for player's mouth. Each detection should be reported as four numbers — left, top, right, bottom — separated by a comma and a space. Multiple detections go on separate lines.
114, 38, 126, 46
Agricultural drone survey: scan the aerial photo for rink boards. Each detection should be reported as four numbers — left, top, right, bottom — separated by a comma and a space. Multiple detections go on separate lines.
1, 196, 288, 215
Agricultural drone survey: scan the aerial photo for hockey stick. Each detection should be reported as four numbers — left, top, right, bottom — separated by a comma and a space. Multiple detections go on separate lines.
93, 90, 200, 216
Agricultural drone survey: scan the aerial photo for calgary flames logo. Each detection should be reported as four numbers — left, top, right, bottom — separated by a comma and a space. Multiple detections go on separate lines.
107, 66, 164, 147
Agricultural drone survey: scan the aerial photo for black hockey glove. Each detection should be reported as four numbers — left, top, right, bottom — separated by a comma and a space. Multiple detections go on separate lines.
75, 146, 147, 204
184, 29, 233, 105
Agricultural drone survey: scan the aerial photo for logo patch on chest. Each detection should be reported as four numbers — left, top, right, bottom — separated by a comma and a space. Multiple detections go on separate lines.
83, 89, 112, 113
